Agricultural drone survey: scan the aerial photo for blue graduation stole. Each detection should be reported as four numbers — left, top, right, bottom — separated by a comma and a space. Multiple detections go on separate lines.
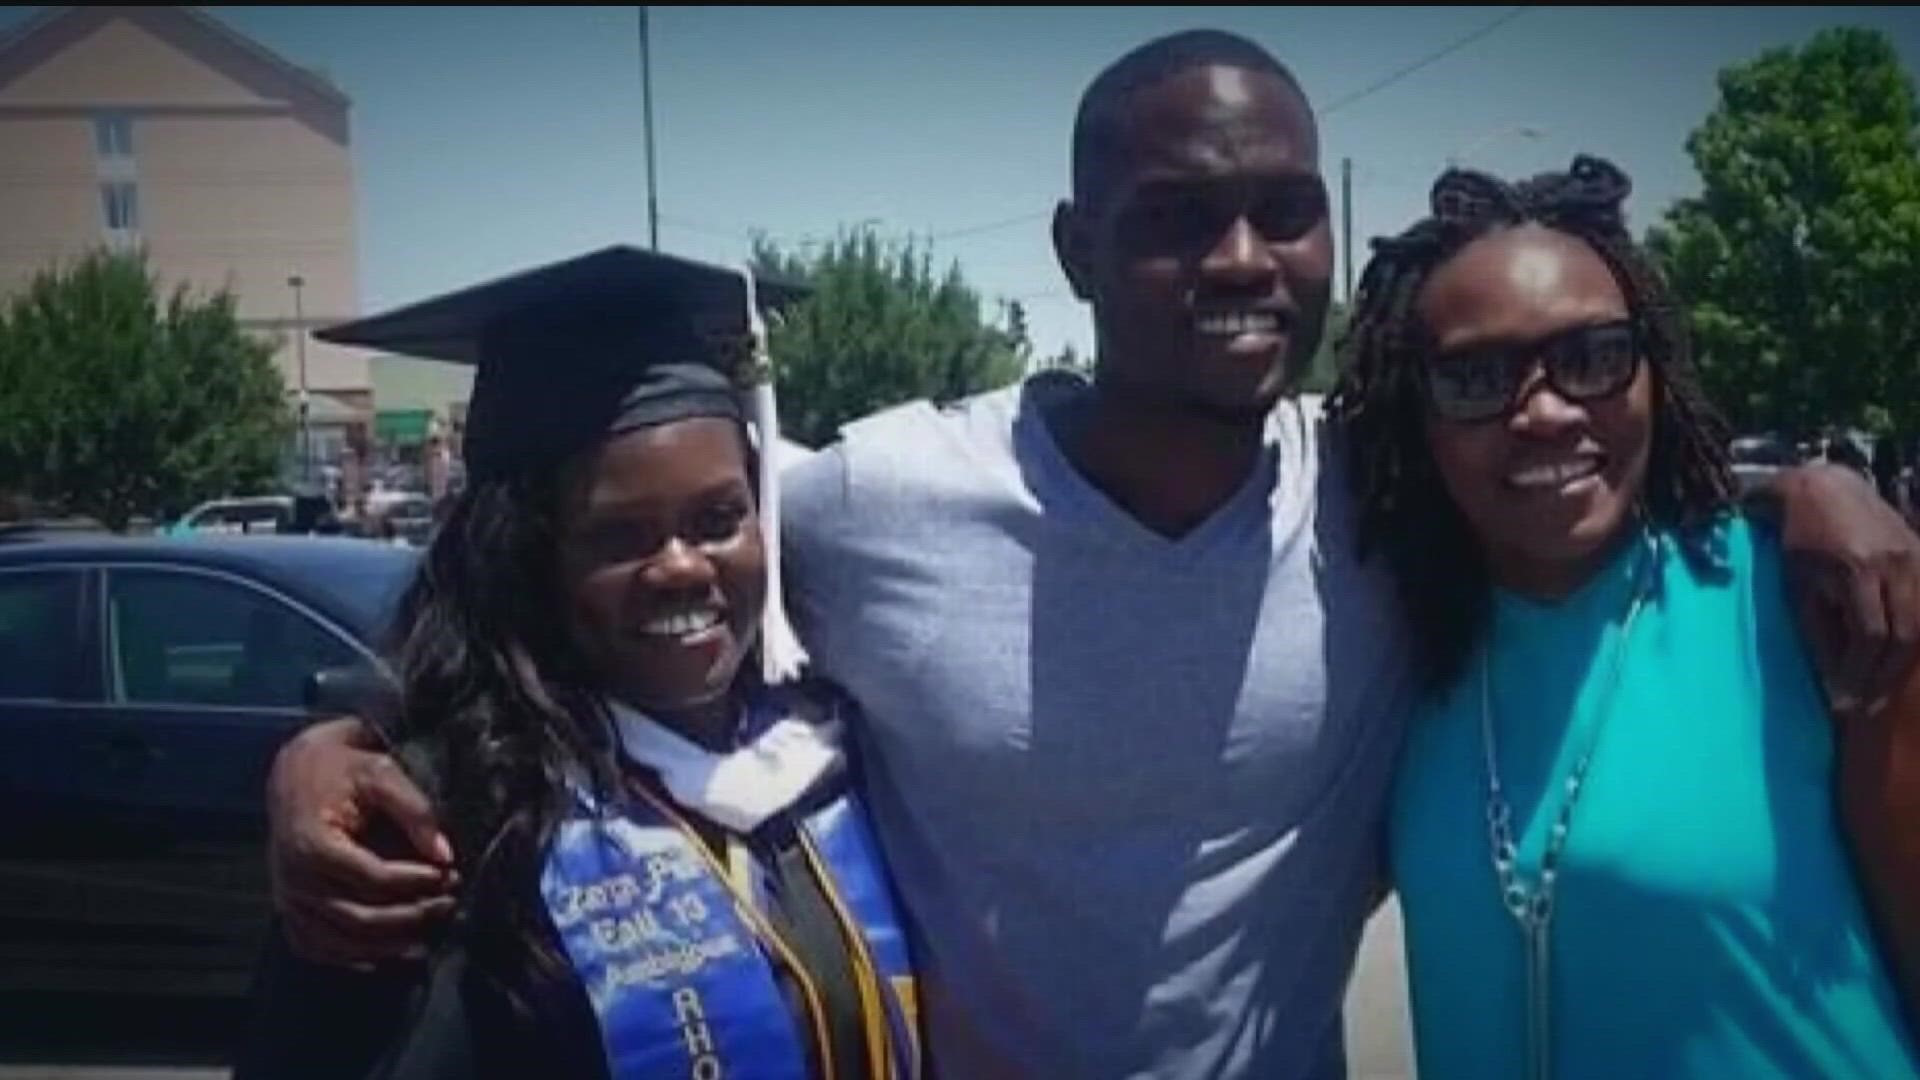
540, 774, 920, 1079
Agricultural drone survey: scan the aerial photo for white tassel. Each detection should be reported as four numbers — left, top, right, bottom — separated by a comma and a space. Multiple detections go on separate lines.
741, 266, 809, 684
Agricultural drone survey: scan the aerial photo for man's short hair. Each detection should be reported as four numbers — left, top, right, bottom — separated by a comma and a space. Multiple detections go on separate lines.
1072, 29, 1306, 210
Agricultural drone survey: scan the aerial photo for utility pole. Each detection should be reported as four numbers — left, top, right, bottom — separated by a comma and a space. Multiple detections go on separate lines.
640, 6, 659, 250
1341, 157, 1353, 308
288, 272, 310, 483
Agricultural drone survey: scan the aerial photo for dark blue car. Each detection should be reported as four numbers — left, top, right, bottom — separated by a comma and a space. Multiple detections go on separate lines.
0, 534, 415, 997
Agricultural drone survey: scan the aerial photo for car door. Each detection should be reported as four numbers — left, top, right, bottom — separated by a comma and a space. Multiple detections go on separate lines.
0, 564, 110, 993
103, 565, 371, 816
3, 563, 371, 994
0, 565, 93, 802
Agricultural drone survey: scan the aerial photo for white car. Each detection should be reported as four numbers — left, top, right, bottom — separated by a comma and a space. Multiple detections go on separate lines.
168, 496, 295, 536
363, 483, 428, 515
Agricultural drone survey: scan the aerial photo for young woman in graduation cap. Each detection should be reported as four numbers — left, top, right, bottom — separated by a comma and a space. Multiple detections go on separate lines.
235, 248, 921, 1080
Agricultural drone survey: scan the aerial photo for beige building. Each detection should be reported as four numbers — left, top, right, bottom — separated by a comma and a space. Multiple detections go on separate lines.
0, 5, 367, 425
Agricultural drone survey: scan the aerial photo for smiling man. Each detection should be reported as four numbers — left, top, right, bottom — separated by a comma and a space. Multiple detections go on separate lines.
262, 28, 1920, 1080
271, 34, 1411, 1077
773, 33, 1407, 1076
1061, 48, 1330, 426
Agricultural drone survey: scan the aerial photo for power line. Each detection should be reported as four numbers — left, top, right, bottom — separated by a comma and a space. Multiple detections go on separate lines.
764, 12, 1531, 242
938, 12, 1533, 234
927, 209, 1052, 243
657, 11, 1530, 249
1321, 7, 1531, 116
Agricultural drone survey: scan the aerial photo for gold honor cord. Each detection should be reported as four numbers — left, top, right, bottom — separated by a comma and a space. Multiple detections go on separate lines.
630, 782, 838, 1079
797, 825, 902, 1079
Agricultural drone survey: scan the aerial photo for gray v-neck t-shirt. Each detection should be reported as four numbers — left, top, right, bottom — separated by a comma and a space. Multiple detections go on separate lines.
783, 374, 1414, 1078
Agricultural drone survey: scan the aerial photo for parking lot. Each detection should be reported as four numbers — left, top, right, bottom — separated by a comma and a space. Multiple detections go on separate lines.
0, 902, 1415, 1080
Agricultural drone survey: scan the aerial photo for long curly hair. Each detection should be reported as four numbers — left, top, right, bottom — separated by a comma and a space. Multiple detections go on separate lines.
1326, 154, 1737, 689
384, 466, 621, 996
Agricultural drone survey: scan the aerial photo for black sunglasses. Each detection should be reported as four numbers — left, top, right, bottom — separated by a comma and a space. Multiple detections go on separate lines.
1421, 318, 1642, 424
1114, 176, 1329, 257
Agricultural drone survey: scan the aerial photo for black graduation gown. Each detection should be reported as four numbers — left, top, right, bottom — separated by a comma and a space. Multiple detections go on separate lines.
233, 920, 608, 1080
232, 774, 875, 1079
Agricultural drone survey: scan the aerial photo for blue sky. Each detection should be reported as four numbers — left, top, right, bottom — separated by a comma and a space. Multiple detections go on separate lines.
9, 5, 1920, 360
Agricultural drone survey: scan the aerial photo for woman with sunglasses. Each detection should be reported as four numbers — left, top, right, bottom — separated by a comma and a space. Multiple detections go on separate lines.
1330, 156, 1920, 1079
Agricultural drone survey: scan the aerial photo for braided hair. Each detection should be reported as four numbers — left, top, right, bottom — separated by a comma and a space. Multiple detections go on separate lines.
1327, 154, 1736, 688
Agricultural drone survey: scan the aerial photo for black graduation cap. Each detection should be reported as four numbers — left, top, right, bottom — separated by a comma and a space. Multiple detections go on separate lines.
317, 245, 808, 481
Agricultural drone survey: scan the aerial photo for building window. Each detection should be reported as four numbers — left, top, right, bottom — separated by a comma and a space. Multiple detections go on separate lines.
101, 181, 140, 232
93, 114, 133, 158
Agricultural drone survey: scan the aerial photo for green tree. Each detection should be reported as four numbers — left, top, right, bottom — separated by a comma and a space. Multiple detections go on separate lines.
1300, 299, 1350, 396
1647, 27, 1920, 440
0, 249, 290, 530
751, 228, 1027, 447
1041, 341, 1091, 374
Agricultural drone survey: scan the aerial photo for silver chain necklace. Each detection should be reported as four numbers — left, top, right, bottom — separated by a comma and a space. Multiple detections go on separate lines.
1480, 530, 1658, 1080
